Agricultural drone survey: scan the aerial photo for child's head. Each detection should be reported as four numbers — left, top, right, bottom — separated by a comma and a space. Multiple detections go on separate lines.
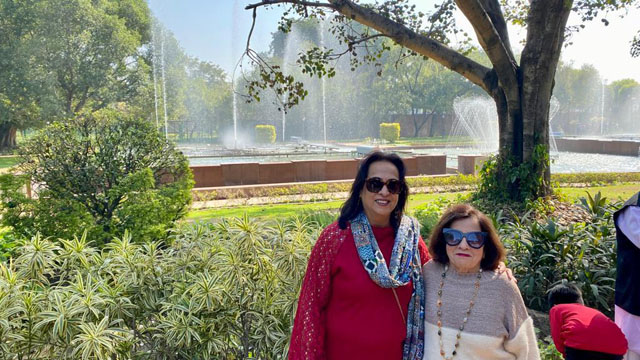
548, 283, 584, 307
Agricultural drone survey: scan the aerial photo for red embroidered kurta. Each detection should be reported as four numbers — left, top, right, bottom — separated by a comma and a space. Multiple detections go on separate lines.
289, 221, 430, 360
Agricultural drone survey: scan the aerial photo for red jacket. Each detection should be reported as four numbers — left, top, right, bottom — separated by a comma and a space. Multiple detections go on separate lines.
550, 303, 628, 356
288, 222, 429, 360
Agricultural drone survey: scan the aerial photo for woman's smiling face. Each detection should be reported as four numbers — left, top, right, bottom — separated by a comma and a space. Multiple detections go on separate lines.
360, 160, 400, 227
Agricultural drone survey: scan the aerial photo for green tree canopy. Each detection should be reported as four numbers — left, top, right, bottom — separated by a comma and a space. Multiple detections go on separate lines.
0, 109, 193, 244
0, 0, 152, 149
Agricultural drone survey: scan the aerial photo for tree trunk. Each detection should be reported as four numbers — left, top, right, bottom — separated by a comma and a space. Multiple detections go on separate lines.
411, 109, 419, 137
412, 110, 434, 138
469, 0, 570, 200
519, 0, 571, 196
0, 123, 18, 151
429, 113, 439, 137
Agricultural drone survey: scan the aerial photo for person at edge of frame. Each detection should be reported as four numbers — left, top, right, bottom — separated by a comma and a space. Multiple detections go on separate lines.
614, 191, 640, 360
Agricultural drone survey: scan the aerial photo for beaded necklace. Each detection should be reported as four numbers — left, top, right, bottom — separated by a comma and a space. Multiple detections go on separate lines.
436, 265, 483, 360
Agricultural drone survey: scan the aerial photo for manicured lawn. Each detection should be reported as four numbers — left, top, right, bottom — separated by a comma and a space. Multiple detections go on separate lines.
0, 156, 19, 169
187, 191, 470, 221
186, 183, 640, 222
187, 200, 344, 221
555, 184, 640, 202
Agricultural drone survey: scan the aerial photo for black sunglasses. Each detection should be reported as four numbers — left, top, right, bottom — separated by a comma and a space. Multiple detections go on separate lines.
364, 177, 403, 194
442, 228, 487, 249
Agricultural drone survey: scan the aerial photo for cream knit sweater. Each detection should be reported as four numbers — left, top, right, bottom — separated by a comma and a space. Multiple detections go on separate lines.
422, 261, 540, 360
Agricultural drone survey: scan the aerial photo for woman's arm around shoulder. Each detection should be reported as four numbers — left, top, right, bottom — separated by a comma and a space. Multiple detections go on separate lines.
289, 222, 347, 360
418, 236, 430, 265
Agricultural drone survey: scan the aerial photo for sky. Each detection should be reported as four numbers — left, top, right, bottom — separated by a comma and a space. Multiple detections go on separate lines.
147, 0, 640, 83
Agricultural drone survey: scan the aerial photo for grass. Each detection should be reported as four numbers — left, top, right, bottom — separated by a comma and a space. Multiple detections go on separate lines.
555, 183, 640, 202
0, 156, 19, 169
187, 183, 640, 222
187, 191, 469, 221
187, 200, 344, 221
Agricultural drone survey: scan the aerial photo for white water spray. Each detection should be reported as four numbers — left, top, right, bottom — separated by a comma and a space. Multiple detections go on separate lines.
451, 97, 499, 153
281, 93, 287, 142
601, 78, 606, 135
160, 28, 169, 140
151, 24, 160, 130
319, 19, 328, 145
451, 96, 561, 153
549, 97, 560, 153
233, 84, 238, 148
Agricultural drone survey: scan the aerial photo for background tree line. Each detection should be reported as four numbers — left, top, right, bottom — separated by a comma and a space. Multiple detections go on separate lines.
1, 2, 638, 150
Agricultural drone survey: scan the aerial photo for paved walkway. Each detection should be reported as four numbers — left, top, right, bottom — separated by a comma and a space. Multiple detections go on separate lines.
191, 191, 350, 209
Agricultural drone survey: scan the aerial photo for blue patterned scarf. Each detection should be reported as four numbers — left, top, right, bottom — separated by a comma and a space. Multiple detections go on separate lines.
351, 212, 425, 360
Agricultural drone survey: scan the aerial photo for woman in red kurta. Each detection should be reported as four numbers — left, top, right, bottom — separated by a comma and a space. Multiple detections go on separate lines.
289, 152, 429, 360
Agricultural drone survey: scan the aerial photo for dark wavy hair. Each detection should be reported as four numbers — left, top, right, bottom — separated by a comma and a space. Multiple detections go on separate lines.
428, 203, 505, 270
338, 151, 409, 231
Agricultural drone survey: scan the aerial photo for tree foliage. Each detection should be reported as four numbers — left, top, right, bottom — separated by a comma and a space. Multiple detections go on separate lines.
0, 110, 193, 244
380, 46, 478, 136
0, 0, 152, 149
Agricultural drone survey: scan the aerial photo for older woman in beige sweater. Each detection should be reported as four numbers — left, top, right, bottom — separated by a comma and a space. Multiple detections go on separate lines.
422, 204, 539, 360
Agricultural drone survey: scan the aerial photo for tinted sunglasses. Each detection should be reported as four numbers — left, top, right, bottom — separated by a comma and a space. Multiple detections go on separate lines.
364, 177, 403, 194
442, 228, 487, 249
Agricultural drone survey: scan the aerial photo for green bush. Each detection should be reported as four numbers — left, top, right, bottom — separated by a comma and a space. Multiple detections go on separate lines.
0, 215, 320, 359
379, 122, 400, 143
413, 197, 454, 239
552, 171, 640, 186
0, 206, 620, 358
0, 110, 193, 245
408, 174, 477, 188
255, 124, 277, 144
475, 144, 549, 205
538, 336, 563, 360
501, 192, 619, 314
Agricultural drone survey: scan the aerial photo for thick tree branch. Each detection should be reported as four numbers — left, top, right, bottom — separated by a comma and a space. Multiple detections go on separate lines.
245, 0, 335, 10
327, 0, 492, 92
247, 0, 492, 92
456, 0, 523, 161
455, 0, 518, 93
478, 0, 515, 61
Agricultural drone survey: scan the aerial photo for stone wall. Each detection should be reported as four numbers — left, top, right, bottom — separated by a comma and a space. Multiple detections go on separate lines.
190, 154, 447, 188
555, 137, 640, 156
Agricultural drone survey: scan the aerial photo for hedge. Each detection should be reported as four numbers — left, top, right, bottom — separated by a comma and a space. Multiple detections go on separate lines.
379, 122, 400, 143
255, 124, 276, 144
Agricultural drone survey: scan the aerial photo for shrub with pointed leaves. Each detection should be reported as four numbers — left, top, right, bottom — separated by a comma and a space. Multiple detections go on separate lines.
501, 192, 619, 315
0, 214, 319, 359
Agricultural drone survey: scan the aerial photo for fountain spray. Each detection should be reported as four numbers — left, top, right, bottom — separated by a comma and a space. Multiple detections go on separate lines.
320, 19, 328, 145
151, 23, 160, 130
160, 28, 169, 140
